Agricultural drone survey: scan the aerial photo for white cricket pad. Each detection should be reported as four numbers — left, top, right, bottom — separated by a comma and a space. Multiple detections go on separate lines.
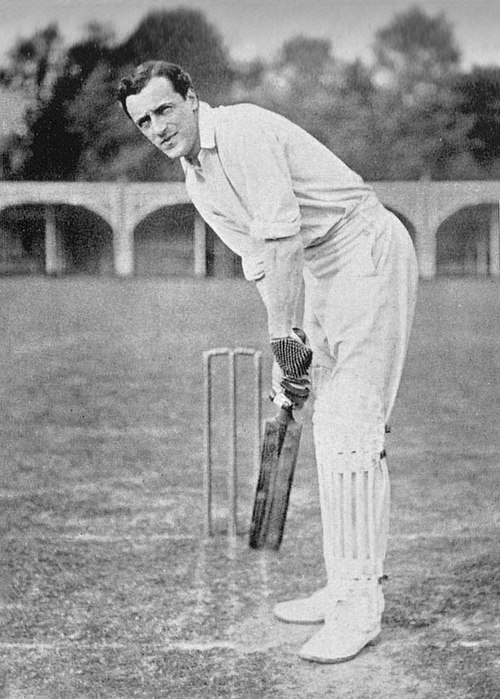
312, 369, 388, 585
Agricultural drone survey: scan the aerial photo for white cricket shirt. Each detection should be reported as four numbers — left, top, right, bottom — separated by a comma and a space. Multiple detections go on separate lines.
181, 101, 376, 281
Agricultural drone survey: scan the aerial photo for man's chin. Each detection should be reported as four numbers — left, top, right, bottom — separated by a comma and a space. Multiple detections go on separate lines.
158, 144, 177, 159
162, 144, 189, 160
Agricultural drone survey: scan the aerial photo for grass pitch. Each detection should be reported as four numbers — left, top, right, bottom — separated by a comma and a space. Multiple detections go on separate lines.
1, 276, 499, 698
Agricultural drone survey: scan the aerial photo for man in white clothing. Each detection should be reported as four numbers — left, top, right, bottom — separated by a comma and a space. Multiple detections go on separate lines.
118, 61, 418, 663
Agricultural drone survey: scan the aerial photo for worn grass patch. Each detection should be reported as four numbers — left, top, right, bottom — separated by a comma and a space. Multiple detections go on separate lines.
1, 276, 499, 698
386, 549, 500, 629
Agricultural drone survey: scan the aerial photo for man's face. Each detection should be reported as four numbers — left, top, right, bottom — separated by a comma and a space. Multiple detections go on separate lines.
126, 76, 200, 161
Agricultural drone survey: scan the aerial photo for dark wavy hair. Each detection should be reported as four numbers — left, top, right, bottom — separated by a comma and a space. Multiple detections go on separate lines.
117, 61, 194, 118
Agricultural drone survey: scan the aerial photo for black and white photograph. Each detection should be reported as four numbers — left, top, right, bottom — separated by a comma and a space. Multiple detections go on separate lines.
1, 1, 499, 696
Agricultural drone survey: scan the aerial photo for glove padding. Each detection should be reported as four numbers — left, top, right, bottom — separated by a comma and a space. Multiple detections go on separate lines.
270, 328, 313, 378
271, 328, 312, 409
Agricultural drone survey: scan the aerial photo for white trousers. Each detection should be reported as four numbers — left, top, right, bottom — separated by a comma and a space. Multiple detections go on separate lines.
303, 200, 418, 589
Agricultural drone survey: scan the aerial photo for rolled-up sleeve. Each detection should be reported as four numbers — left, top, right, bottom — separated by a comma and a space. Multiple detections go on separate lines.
218, 105, 301, 241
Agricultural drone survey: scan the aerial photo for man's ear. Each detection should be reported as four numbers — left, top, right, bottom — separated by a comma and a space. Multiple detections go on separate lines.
186, 88, 199, 110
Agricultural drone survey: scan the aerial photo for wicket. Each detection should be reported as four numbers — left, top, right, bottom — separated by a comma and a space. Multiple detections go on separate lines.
203, 347, 262, 537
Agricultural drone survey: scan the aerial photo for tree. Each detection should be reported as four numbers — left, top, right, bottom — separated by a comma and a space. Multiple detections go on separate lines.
454, 67, 500, 174
230, 36, 340, 141
370, 6, 477, 180
1, 24, 63, 103
0, 23, 116, 180
1, 9, 234, 181
373, 91, 477, 180
373, 5, 461, 98
71, 8, 235, 180
114, 9, 233, 105
0, 24, 66, 179
280, 36, 332, 76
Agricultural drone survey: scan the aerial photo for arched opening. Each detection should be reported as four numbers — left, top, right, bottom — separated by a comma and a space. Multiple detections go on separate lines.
58, 205, 113, 275
0, 203, 113, 276
0, 205, 45, 274
205, 226, 244, 278
135, 204, 195, 277
134, 204, 243, 278
437, 204, 497, 276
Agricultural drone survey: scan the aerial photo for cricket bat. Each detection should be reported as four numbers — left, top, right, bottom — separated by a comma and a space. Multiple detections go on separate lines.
249, 404, 302, 551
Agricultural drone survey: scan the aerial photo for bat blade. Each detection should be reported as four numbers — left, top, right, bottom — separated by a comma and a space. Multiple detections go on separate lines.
249, 406, 302, 551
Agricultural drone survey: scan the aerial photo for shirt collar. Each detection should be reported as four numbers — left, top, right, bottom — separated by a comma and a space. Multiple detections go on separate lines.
181, 101, 215, 171
197, 101, 216, 150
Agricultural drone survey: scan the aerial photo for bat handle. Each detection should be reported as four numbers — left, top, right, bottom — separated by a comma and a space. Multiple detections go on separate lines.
269, 391, 295, 422
278, 405, 294, 424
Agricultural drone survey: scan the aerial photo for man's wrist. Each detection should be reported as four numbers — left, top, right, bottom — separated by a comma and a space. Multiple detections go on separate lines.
269, 328, 292, 340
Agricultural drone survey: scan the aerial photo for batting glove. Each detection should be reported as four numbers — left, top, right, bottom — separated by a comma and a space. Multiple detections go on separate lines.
270, 328, 313, 377
271, 328, 312, 409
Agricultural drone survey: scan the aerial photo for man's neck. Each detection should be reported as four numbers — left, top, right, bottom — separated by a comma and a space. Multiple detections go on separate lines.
185, 153, 201, 167
185, 117, 202, 166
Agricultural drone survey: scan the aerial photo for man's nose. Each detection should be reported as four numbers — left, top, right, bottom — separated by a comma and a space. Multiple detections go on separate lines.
151, 113, 167, 136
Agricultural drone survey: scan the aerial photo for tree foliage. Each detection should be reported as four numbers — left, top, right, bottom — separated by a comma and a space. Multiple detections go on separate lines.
1, 24, 63, 101
373, 5, 461, 93
0, 5, 499, 181
115, 9, 233, 104
453, 67, 500, 175
0, 24, 114, 180
0, 9, 234, 181
370, 6, 474, 180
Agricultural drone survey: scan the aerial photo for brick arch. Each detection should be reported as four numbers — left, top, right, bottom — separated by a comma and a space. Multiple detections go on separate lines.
0, 202, 114, 275
0, 198, 114, 230
125, 182, 189, 232
0, 183, 117, 231
1, 180, 499, 278
435, 198, 500, 233
132, 202, 243, 278
425, 181, 500, 231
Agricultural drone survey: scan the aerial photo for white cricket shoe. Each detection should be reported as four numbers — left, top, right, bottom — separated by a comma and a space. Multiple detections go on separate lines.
273, 587, 328, 625
298, 580, 383, 664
